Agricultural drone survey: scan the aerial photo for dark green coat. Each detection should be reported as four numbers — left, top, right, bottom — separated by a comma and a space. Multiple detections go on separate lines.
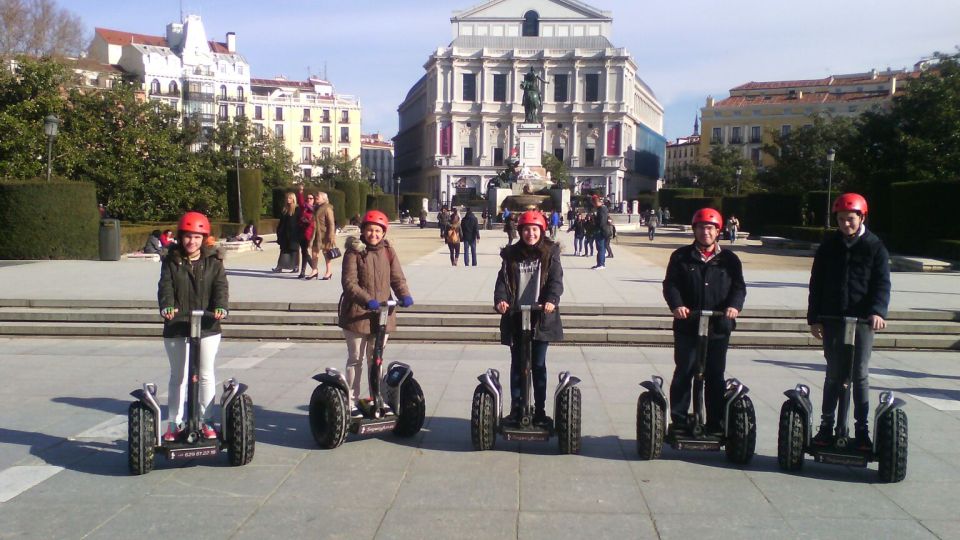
158, 245, 229, 338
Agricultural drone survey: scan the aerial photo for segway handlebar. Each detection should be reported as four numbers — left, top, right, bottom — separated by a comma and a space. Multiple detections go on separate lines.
691, 309, 724, 338
817, 315, 871, 324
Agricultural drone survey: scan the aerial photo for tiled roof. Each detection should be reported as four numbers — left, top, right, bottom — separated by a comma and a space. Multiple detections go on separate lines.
714, 91, 892, 108
731, 70, 918, 92
96, 27, 167, 47
251, 77, 330, 89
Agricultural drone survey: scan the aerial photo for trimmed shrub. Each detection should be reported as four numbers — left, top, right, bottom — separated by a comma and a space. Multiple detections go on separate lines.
929, 239, 960, 262
720, 196, 748, 226
272, 187, 295, 218
763, 225, 830, 243
672, 196, 722, 224
327, 189, 347, 227
401, 193, 430, 215
357, 182, 372, 212
366, 194, 397, 220
0, 179, 99, 259
741, 193, 803, 235
887, 180, 960, 254
634, 193, 657, 212
119, 221, 242, 254
335, 180, 361, 221
226, 169, 263, 228
657, 188, 703, 214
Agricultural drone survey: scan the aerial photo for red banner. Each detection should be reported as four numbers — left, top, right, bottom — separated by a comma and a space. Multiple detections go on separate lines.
440, 123, 452, 155
606, 123, 621, 156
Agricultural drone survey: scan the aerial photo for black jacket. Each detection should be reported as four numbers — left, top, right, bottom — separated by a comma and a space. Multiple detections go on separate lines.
807, 228, 891, 324
158, 245, 229, 338
460, 213, 480, 242
663, 244, 746, 337
494, 240, 564, 345
594, 205, 611, 238
276, 212, 300, 252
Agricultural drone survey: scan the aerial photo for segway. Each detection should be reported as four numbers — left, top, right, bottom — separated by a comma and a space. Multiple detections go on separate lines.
471, 268, 582, 453
636, 310, 756, 463
128, 310, 255, 475
777, 316, 908, 482
308, 300, 425, 449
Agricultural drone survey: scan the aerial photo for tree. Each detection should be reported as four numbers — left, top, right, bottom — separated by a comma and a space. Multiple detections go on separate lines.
310, 152, 364, 189
691, 145, 757, 195
758, 115, 857, 194
541, 151, 569, 188
0, 0, 86, 58
0, 56, 68, 179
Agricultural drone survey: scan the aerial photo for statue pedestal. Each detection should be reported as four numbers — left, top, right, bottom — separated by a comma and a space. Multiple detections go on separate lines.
516, 124, 544, 169
488, 187, 513, 215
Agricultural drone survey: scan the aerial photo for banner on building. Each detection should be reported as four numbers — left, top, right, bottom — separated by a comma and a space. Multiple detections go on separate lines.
606, 123, 621, 156
440, 123, 452, 155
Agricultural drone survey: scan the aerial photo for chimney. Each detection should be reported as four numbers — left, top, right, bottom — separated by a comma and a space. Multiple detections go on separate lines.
889, 77, 897, 95
706, 96, 715, 107
226, 32, 236, 53
797, 90, 803, 100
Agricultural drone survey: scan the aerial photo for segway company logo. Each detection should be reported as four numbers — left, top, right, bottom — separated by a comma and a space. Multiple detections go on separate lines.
358, 421, 396, 435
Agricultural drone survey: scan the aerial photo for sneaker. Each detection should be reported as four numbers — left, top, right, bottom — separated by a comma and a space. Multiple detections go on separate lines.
533, 410, 552, 428
201, 423, 217, 440
162, 423, 181, 442
854, 430, 873, 451
383, 405, 395, 417
812, 425, 834, 447
505, 405, 522, 423
594, 265, 605, 270
349, 407, 363, 419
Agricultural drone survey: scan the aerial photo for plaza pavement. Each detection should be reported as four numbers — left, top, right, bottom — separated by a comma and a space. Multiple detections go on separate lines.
0, 224, 959, 539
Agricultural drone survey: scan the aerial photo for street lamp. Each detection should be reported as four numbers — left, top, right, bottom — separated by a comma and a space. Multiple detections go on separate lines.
441, 190, 447, 209
825, 148, 836, 228
692, 175, 699, 186
735, 165, 743, 196
395, 176, 401, 217
233, 146, 243, 225
43, 115, 59, 182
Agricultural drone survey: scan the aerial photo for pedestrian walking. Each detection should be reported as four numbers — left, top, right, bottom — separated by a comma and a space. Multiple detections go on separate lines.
273, 192, 300, 272
311, 191, 337, 280
726, 215, 740, 244
647, 209, 658, 241
446, 208, 462, 266
461, 208, 480, 266
591, 195, 611, 269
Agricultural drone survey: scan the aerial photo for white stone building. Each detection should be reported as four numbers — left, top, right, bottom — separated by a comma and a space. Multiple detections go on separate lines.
394, 0, 666, 207
87, 15, 251, 140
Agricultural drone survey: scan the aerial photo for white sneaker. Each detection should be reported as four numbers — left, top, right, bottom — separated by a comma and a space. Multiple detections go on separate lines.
349, 407, 363, 419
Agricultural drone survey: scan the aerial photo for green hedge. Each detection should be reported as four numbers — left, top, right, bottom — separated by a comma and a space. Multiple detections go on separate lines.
763, 225, 830, 243
672, 196, 723, 224
929, 239, 960, 262
327, 189, 347, 227
358, 182, 372, 212
401, 193, 429, 215
887, 181, 960, 254
657, 188, 703, 214
366, 194, 397, 220
226, 169, 263, 227
741, 193, 803, 235
335, 180, 361, 221
633, 193, 657, 212
720, 196, 748, 225
119, 221, 242, 254
271, 187, 295, 218
0, 179, 99, 259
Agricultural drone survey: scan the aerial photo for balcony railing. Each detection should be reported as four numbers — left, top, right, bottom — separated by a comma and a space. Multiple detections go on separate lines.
319, 136, 331, 143
302, 115, 312, 122
183, 90, 215, 102
321, 115, 331, 123
185, 112, 215, 124
217, 95, 247, 103
749, 136, 761, 144
301, 136, 312, 142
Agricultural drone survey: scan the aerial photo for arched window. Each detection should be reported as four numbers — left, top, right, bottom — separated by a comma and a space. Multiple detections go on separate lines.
149, 79, 160, 94
168, 81, 179, 94
237, 86, 244, 100
522, 10, 539, 37
220, 85, 228, 99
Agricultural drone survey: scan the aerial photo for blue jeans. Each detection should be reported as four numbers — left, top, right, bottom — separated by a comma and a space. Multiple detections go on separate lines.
510, 340, 548, 411
462, 239, 477, 266
821, 320, 874, 430
573, 234, 584, 253
595, 235, 607, 267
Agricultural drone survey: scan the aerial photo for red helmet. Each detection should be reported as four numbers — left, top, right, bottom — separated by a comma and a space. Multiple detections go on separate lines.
692, 208, 723, 228
517, 211, 547, 232
177, 211, 210, 236
833, 193, 868, 216
361, 210, 389, 232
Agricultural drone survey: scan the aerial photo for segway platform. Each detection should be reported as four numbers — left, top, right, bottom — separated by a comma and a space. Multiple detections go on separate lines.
161, 440, 221, 461
500, 420, 552, 442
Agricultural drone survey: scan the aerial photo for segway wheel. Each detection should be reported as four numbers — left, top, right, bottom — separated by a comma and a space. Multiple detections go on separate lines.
725, 395, 757, 465
227, 394, 256, 466
877, 408, 908, 483
635, 392, 665, 460
127, 401, 156, 475
470, 384, 496, 451
777, 401, 805, 471
309, 384, 348, 449
556, 386, 582, 455
391, 377, 426, 437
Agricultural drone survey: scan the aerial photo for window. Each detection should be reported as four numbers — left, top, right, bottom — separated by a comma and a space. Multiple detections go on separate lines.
218, 104, 228, 121
584, 74, 599, 102
780, 125, 791, 137
341, 110, 349, 123
463, 147, 474, 165
302, 125, 312, 141
253, 124, 264, 136
731, 126, 742, 144
493, 147, 504, 166
493, 74, 506, 102
340, 126, 349, 143
584, 147, 595, 166
554, 148, 564, 162
321, 126, 330, 142
302, 108, 311, 121
554, 74, 568, 102
711, 127, 722, 144
320, 148, 330, 158
254, 106, 262, 120
236, 105, 244, 117
150, 79, 160, 94
463, 73, 477, 102
301, 147, 312, 163
168, 81, 178, 94
302, 168, 311, 178
275, 124, 284, 139
322, 109, 331, 122
275, 107, 284, 121
522, 10, 539, 36
750, 126, 761, 143
750, 148, 762, 165
220, 85, 227, 99
237, 86, 244, 100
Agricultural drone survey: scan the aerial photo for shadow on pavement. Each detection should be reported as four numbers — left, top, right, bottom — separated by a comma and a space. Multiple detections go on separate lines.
226, 269, 303, 280
0, 427, 127, 477
753, 358, 826, 373
52, 396, 130, 415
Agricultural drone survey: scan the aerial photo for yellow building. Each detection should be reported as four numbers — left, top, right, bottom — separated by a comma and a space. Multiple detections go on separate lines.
700, 66, 922, 168
248, 77, 362, 178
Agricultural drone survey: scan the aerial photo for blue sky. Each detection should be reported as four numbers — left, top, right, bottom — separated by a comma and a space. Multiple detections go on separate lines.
61, 0, 960, 141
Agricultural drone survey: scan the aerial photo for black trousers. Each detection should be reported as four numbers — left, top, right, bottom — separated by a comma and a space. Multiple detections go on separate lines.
669, 332, 729, 427
820, 320, 874, 431
510, 340, 548, 412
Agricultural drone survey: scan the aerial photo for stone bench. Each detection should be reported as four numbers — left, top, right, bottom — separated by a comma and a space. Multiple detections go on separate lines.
220, 241, 255, 253
890, 256, 955, 273
759, 236, 817, 250
123, 253, 160, 262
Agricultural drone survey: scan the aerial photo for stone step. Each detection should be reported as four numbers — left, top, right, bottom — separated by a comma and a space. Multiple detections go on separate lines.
0, 321, 955, 349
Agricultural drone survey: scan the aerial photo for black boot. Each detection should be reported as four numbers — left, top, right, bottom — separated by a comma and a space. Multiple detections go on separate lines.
812, 422, 835, 447
533, 408, 552, 428
854, 426, 872, 451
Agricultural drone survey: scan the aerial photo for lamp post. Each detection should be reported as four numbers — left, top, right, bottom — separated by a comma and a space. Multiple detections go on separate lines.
395, 176, 401, 217
43, 115, 59, 182
692, 175, 699, 186
735, 165, 742, 196
233, 146, 243, 225
441, 190, 447, 209
824, 148, 836, 228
